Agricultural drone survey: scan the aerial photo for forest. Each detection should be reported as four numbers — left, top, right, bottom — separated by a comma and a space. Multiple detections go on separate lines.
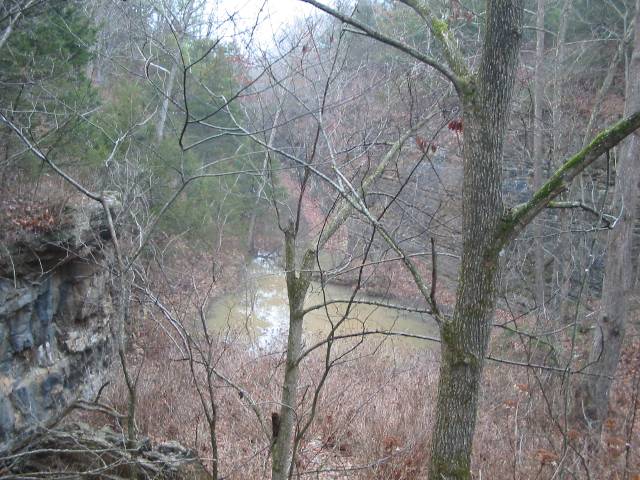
1, 0, 640, 479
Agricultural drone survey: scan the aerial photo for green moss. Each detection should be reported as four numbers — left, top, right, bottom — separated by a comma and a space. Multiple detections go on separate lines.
440, 321, 456, 345
500, 112, 640, 246
459, 76, 477, 98
430, 455, 471, 480
432, 18, 449, 36
441, 322, 480, 369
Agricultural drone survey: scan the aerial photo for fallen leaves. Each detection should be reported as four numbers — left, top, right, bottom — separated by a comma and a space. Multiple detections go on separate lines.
2, 198, 62, 241
533, 448, 559, 466
10, 207, 56, 233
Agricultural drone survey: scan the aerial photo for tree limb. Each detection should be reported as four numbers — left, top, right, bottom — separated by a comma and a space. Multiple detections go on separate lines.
398, 0, 470, 79
302, 298, 432, 316
298, 0, 462, 89
546, 201, 616, 226
499, 109, 640, 247
296, 328, 607, 376
0, 111, 101, 201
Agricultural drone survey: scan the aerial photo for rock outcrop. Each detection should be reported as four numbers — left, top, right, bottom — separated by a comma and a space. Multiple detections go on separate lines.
0, 199, 118, 452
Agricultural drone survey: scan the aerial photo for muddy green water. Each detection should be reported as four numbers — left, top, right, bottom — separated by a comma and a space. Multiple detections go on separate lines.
207, 257, 439, 350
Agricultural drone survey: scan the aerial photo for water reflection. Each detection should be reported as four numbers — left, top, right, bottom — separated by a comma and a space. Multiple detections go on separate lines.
207, 256, 439, 351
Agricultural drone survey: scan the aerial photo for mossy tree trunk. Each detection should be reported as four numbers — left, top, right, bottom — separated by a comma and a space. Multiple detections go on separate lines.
428, 2, 524, 477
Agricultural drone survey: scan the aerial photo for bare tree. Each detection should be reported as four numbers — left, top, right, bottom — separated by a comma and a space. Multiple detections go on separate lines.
0, 0, 41, 50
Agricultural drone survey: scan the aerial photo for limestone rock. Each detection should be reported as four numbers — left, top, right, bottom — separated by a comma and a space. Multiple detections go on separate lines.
0, 201, 118, 453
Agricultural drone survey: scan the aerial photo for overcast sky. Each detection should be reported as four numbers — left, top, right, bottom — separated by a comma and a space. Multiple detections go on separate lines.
219, 0, 322, 48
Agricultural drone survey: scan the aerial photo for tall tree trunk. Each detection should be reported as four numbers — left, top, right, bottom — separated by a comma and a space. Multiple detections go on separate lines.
428, 1, 524, 478
533, 0, 546, 309
271, 228, 314, 480
573, 1, 640, 431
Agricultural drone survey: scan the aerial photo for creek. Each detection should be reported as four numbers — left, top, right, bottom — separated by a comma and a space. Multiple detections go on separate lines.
207, 256, 439, 350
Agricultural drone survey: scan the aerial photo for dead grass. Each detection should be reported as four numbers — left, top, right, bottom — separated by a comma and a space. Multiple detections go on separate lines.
83, 316, 640, 480
73, 243, 640, 480
0, 171, 86, 244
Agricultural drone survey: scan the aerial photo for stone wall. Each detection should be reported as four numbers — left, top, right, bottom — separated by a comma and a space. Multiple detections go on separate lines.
0, 200, 118, 452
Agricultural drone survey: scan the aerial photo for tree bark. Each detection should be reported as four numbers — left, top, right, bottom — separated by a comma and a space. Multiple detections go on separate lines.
428, 1, 524, 478
573, 0, 640, 431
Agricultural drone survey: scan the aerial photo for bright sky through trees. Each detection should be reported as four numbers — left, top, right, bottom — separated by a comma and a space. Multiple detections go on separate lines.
219, 0, 320, 48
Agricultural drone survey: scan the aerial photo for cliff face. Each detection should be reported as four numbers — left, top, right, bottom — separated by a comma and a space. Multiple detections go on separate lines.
0, 200, 118, 452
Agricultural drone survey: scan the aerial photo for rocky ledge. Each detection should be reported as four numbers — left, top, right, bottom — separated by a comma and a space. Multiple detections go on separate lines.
0, 199, 118, 452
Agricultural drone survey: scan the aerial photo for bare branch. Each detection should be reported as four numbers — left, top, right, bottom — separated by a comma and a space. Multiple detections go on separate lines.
398, 0, 471, 79
545, 200, 616, 226
298, 0, 462, 89
302, 298, 432, 316
0, 111, 101, 201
